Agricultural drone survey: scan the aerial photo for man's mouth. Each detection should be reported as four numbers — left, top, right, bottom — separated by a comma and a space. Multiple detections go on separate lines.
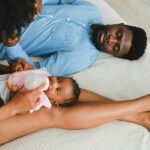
98, 31, 106, 45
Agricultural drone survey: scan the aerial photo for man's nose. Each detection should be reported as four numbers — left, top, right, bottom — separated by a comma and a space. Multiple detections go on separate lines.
108, 35, 118, 45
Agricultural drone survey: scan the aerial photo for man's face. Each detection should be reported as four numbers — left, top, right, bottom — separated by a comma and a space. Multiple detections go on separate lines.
92, 24, 133, 57
44, 76, 74, 105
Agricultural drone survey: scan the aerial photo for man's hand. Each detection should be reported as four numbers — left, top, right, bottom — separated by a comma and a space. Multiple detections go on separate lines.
11, 58, 34, 72
9, 84, 45, 114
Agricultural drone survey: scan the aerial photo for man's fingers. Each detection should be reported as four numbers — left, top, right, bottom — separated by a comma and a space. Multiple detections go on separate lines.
17, 58, 25, 63
15, 64, 23, 71
12, 63, 23, 71
23, 62, 28, 70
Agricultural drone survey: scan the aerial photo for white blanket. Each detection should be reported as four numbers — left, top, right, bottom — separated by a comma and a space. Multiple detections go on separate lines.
1, 0, 150, 149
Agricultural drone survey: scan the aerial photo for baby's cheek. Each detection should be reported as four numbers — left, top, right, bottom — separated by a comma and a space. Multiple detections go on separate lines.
47, 91, 56, 100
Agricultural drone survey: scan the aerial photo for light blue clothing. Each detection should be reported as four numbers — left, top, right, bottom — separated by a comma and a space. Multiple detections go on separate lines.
0, 0, 102, 76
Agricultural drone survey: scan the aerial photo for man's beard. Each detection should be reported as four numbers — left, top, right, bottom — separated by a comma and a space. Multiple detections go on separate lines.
91, 24, 107, 51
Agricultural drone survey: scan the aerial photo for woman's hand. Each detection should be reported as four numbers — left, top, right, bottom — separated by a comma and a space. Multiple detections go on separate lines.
9, 83, 45, 115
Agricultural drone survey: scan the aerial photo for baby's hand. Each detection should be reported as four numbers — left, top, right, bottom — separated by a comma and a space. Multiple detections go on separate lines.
5, 81, 18, 99
5, 81, 18, 92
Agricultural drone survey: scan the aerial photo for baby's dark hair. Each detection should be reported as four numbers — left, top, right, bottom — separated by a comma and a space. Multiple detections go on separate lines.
60, 78, 80, 107
121, 25, 147, 60
0, 0, 36, 40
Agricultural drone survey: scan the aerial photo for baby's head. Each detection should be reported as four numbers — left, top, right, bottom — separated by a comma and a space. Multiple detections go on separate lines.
44, 76, 80, 106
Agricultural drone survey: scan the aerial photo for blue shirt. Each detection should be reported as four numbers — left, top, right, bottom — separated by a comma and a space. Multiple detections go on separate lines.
0, 0, 102, 76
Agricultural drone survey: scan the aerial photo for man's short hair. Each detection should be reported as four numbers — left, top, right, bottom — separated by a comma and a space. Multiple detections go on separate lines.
0, 0, 36, 40
121, 25, 147, 60
60, 78, 80, 107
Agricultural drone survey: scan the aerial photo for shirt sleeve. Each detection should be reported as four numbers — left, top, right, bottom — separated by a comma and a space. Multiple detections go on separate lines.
4, 43, 33, 65
42, 0, 91, 5
33, 50, 97, 76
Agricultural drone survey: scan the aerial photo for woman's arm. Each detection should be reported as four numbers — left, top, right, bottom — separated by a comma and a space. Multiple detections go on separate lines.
0, 84, 45, 121
0, 108, 49, 144
79, 88, 113, 103
1, 95, 150, 144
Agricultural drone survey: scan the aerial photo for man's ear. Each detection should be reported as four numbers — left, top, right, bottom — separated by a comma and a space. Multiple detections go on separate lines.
90, 24, 100, 31
118, 23, 124, 25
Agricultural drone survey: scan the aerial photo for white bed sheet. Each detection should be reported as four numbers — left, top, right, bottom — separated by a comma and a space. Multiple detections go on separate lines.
1, 0, 150, 149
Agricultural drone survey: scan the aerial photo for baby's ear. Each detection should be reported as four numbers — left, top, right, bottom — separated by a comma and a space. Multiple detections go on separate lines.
52, 101, 59, 106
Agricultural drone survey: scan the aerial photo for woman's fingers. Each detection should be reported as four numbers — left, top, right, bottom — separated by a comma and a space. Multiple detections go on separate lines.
19, 86, 27, 92
15, 64, 23, 71
35, 98, 41, 106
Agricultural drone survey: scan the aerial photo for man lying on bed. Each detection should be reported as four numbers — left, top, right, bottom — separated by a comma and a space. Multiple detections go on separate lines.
0, 0, 147, 75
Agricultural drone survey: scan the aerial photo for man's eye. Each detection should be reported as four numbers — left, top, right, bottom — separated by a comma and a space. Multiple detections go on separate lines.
117, 30, 123, 39
56, 88, 61, 93
57, 77, 62, 83
113, 44, 120, 54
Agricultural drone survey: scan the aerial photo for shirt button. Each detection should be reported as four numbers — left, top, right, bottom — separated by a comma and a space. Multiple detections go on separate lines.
67, 18, 70, 21
50, 15, 54, 18
83, 24, 86, 27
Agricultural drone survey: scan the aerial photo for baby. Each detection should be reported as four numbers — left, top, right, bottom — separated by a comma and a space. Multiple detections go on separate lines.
0, 69, 80, 112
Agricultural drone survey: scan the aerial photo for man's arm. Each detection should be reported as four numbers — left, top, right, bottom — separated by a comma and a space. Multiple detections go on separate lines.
4, 43, 34, 65
79, 89, 113, 103
2, 33, 33, 65
1, 95, 150, 144
34, 50, 97, 76
0, 64, 12, 74
0, 58, 34, 74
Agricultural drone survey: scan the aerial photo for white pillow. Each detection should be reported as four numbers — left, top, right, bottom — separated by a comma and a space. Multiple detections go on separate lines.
73, 44, 150, 100
72, 0, 150, 100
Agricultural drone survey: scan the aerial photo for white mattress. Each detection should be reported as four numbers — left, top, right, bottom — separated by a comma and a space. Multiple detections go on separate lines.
1, 0, 150, 149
